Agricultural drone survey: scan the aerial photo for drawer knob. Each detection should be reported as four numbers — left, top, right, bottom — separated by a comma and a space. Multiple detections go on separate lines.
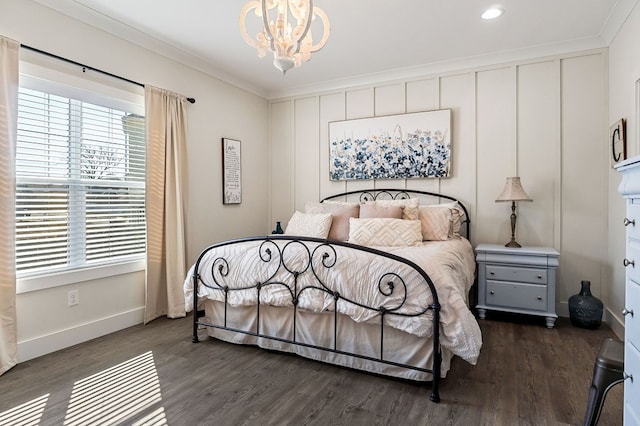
623, 258, 635, 267
537, 296, 543, 301
489, 271, 495, 275
490, 290, 495, 295
624, 217, 636, 227
537, 275, 542, 279
624, 372, 633, 382
622, 308, 634, 317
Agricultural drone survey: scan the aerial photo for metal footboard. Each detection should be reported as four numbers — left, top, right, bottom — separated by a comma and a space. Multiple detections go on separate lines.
191, 235, 443, 403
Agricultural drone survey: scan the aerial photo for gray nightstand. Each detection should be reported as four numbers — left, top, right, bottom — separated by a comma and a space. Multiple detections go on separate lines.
475, 244, 559, 328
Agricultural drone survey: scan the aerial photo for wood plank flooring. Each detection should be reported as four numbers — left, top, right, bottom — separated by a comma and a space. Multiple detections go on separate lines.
0, 313, 623, 425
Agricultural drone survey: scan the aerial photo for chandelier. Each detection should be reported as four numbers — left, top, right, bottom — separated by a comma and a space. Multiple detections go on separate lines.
239, 0, 330, 74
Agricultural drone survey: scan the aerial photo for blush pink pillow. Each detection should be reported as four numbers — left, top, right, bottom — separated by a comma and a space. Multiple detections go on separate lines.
359, 203, 403, 219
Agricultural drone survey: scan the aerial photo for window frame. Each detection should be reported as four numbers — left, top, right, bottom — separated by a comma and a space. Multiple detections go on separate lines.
16, 60, 146, 292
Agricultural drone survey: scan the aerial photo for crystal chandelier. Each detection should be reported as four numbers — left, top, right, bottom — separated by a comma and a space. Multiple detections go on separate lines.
239, 0, 330, 74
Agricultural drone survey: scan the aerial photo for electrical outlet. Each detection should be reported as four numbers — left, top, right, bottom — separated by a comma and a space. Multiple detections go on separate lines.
68, 290, 79, 306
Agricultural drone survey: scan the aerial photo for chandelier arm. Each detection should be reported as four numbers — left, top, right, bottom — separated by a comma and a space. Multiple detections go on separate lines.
289, 0, 314, 56
239, 1, 261, 48
309, 6, 330, 52
261, 0, 278, 53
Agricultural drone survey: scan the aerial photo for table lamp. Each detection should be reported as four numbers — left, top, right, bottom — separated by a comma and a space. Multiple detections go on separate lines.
495, 177, 533, 248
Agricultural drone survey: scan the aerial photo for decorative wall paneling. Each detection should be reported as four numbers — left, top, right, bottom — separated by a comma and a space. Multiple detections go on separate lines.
270, 100, 295, 228
293, 97, 321, 212
559, 54, 607, 305
269, 50, 607, 317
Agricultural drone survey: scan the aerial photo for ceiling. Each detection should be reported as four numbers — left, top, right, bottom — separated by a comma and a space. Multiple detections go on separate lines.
34, 0, 638, 99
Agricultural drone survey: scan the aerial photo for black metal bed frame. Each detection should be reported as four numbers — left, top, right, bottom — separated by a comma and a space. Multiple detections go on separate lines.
191, 189, 471, 403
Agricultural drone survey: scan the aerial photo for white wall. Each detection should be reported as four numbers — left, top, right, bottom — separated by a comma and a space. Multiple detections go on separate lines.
608, 1, 640, 338
270, 51, 611, 326
4, 0, 632, 362
2, 0, 269, 361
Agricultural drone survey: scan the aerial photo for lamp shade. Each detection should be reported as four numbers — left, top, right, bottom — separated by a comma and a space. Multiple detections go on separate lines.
495, 177, 532, 202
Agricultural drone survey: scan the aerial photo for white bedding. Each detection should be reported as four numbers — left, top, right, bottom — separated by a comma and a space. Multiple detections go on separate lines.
184, 238, 482, 365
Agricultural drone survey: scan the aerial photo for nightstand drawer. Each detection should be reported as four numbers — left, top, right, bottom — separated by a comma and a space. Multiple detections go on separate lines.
626, 239, 640, 284
486, 281, 548, 311
626, 279, 640, 348
626, 200, 640, 240
486, 265, 547, 284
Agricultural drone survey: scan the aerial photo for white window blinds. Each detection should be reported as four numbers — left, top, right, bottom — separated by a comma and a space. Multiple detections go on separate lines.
16, 86, 146, 275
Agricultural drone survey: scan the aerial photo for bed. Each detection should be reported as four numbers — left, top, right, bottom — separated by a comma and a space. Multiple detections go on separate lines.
184, 189, 482, 402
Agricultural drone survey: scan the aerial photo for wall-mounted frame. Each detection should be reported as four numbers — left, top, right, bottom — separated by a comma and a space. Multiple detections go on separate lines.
222, 138, 242, 204
328, 109, 451, 181
610, 118, 626, 167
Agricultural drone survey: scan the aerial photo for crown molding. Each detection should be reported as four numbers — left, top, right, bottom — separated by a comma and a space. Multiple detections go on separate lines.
266, 37, 608, 100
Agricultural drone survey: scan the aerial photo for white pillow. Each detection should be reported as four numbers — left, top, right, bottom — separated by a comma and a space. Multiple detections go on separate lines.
284, 211, 333, 238
348, 218, 422, 246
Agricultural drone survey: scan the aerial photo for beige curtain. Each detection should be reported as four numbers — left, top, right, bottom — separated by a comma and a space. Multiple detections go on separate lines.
0, 36, 19, 375
144, 86, 188, 323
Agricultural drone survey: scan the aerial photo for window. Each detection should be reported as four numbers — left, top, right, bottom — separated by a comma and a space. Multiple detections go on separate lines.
15, 84, 146, 277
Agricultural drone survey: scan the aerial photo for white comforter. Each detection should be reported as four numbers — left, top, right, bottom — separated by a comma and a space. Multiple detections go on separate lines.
184, 238, 482, 364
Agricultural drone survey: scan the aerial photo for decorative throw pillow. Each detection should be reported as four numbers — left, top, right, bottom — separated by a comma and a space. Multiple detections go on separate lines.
348, 218, 422, 246
438, 202, 465, 237
284, 211, 333, 238
304, 201, 360, 241
418, 202, 465, 240
369, 198, 420, 220
359, 203, 403, 219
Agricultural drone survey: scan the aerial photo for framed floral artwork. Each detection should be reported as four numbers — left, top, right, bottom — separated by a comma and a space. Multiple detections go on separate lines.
329, 110, 452, 180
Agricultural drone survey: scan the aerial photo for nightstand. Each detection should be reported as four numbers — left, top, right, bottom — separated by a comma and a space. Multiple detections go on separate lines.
475, 244, 559, 328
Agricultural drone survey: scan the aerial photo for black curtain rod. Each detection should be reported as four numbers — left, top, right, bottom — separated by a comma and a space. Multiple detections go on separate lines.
20, 44, 196, 104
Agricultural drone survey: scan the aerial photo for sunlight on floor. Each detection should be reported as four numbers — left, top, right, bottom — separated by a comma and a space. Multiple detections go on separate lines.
0, 393, 49, 426
63, 351, 163, 426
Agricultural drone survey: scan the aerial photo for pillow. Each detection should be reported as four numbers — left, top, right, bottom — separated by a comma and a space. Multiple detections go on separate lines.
348, 218, 422, 246
359, 203, 403, 219
304, 201, 360, 241
448, 203, 465, 237
322, 200, 360, 207
437, 202, 465, 237
284, 211, 333, 238
418, 202, 465, 240
369, 198, 420, 220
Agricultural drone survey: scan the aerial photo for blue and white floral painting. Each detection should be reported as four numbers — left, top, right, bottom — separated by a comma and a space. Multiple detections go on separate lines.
329, 110, 451, 181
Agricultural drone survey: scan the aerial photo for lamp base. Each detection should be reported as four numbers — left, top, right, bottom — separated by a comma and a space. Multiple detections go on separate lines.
505, 240, 522, 248
505, 201, 522, 248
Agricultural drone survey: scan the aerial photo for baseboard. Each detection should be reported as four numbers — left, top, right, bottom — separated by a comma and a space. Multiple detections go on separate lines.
604, 307, 625, 339
17, 307, 144, 363
556, 301, 569, 318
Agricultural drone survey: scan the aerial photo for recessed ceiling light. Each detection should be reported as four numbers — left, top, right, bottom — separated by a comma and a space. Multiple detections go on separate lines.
482, 7, 504, 20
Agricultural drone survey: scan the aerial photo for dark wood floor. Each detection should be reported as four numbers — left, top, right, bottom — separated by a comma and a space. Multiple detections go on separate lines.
0, 313, 623, 426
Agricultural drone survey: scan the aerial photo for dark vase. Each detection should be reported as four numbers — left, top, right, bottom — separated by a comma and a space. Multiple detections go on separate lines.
568, 280, 603, 329
272, 221, 284, 235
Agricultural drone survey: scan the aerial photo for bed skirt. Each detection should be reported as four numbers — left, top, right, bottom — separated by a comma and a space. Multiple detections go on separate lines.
201, 300, 453, 382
